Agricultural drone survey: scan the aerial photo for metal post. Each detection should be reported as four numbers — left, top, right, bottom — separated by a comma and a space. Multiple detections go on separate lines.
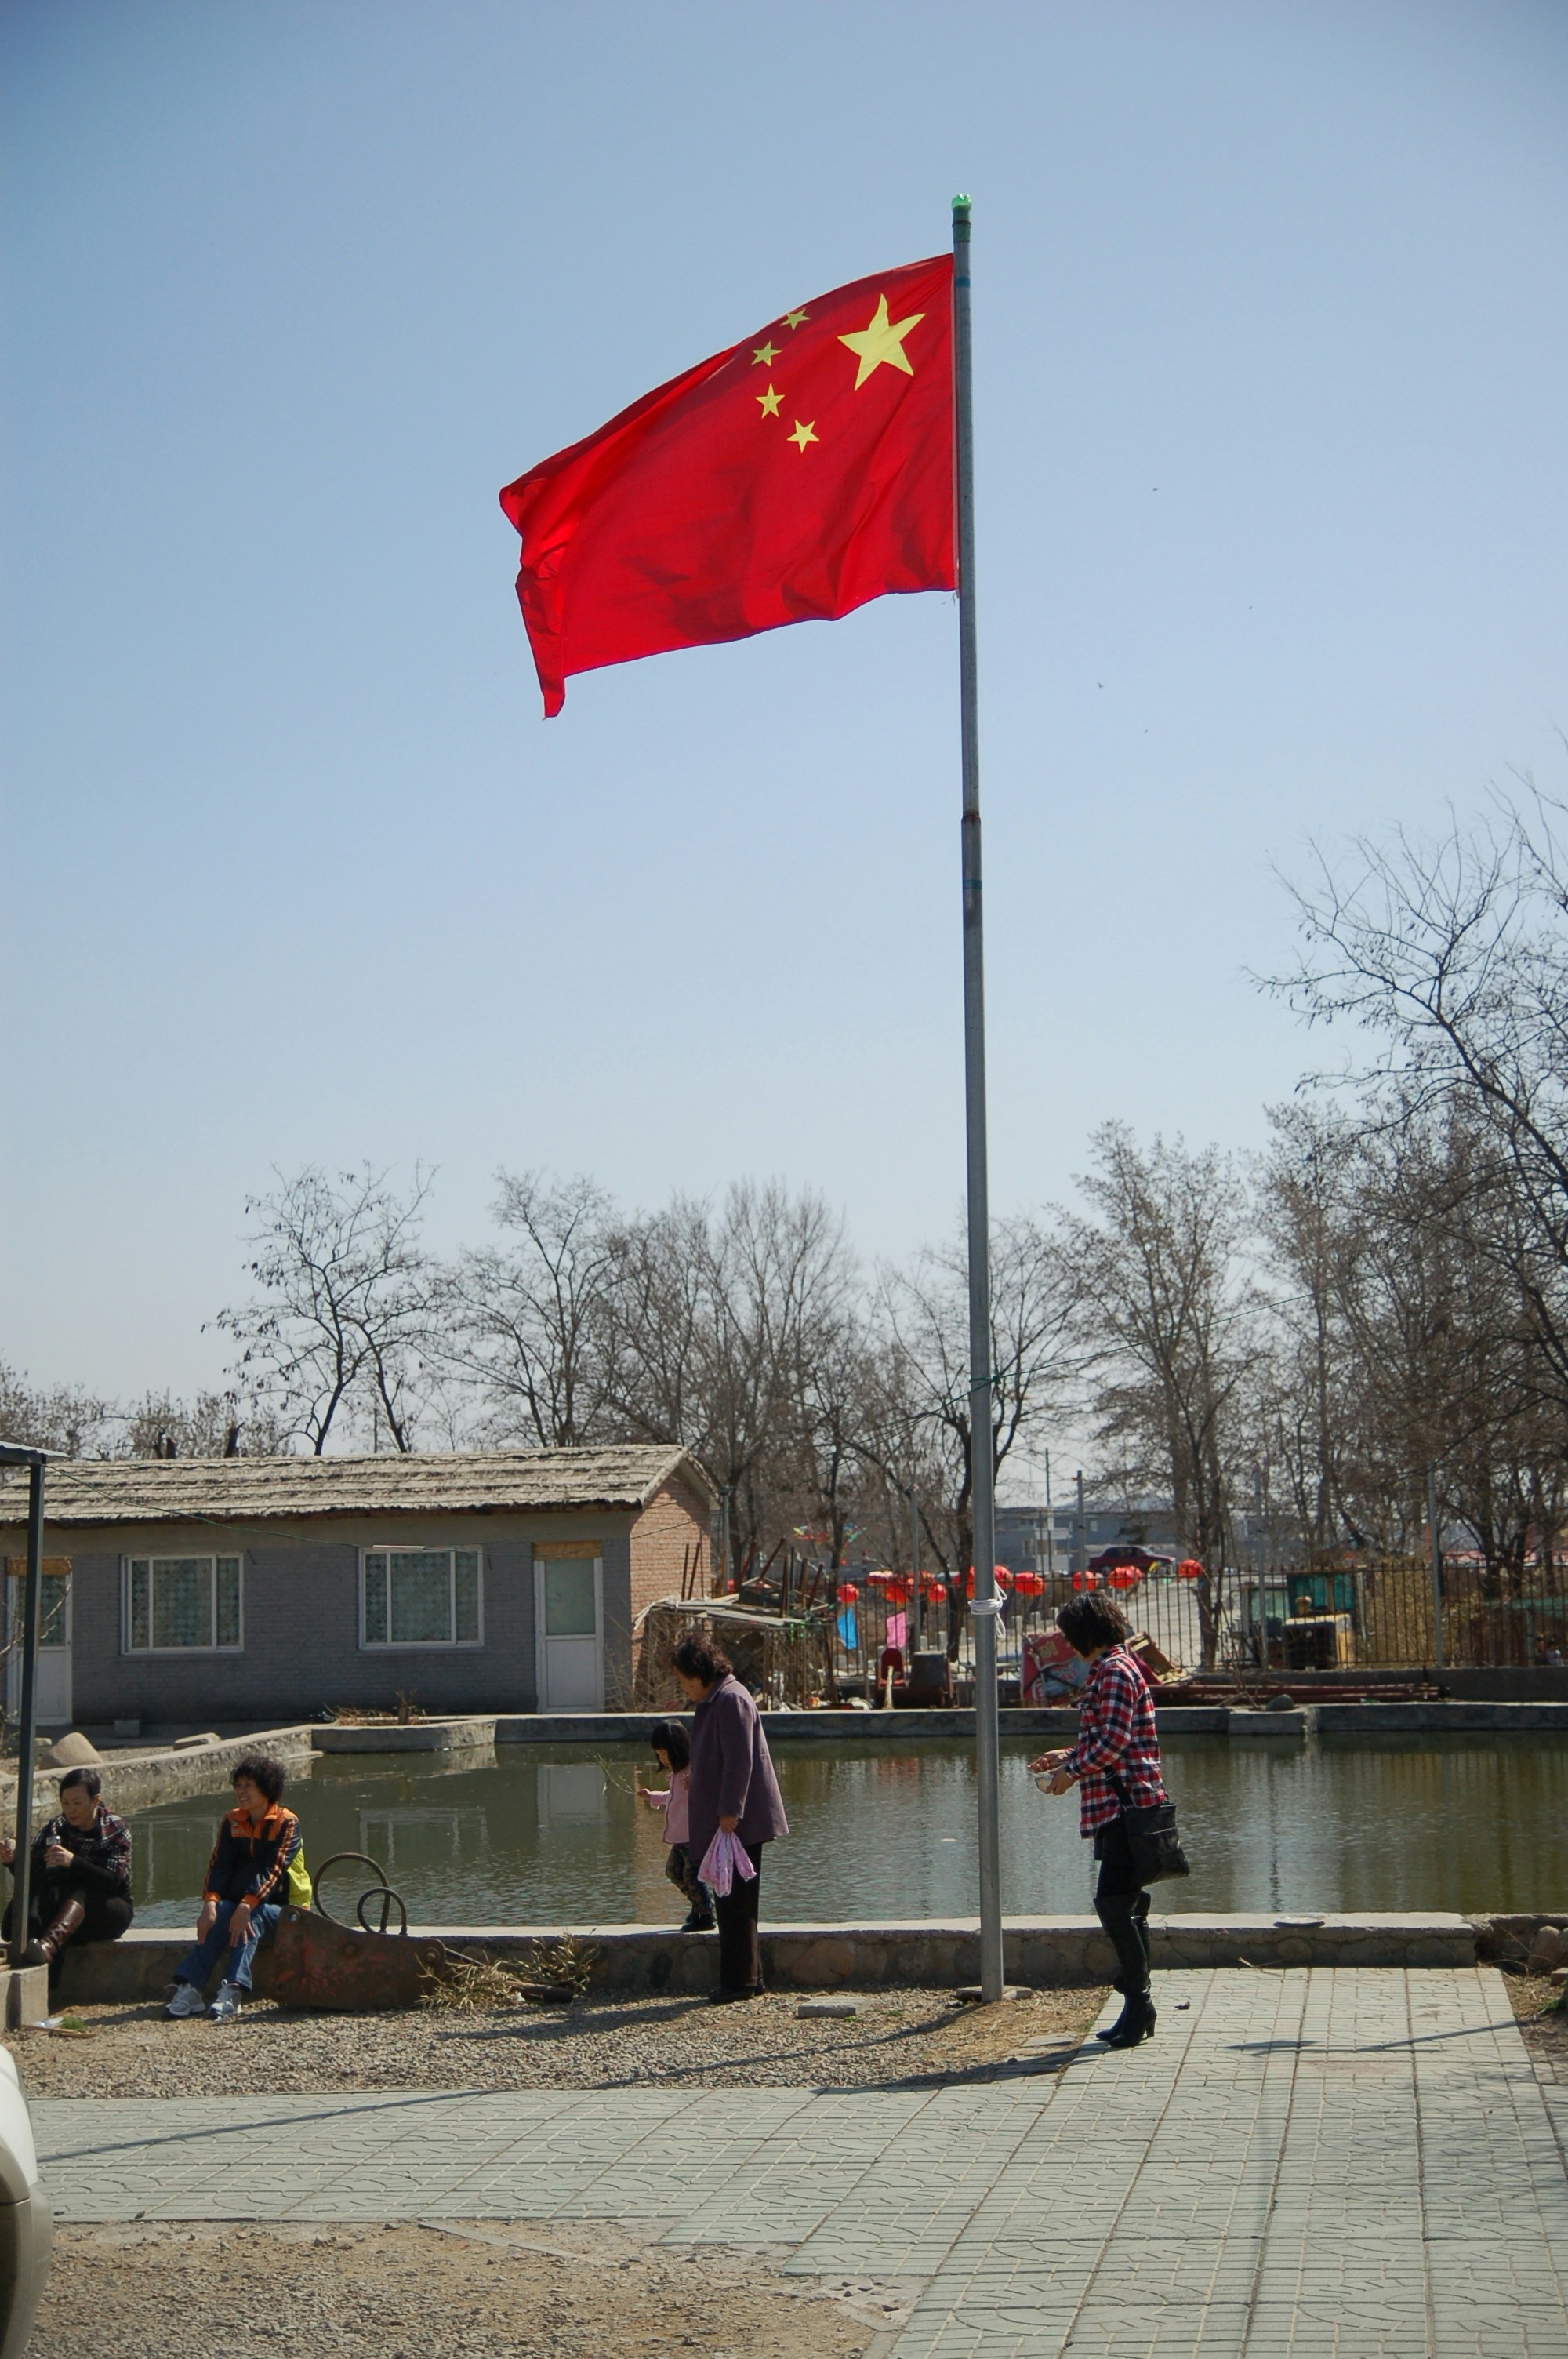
1427, 1467, 1444, 1677
1044, 1449, 1054, 1583
5, 1452, 46, 1970
909, 1482, 922, 1653
953, 194, 1004, 2005
1076, 1468, 1087, 1573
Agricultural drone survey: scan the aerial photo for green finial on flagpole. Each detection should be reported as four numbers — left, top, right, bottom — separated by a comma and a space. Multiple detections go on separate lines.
953, 193, 972, 215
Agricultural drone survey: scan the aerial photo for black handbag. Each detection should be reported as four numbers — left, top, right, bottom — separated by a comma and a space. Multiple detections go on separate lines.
1109, 1772, 1191, 1885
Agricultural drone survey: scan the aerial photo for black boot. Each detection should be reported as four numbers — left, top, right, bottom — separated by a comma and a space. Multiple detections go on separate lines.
1102, 1989, 1156, 2049
679, 1904, 715, 1933
1095, 1979, 1134, 2043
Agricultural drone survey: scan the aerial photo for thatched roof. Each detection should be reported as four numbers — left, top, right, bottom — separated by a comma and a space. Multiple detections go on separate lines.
0, 1445, 713, 1529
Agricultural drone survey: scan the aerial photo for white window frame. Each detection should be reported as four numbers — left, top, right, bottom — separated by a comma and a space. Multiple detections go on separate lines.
121, 1554, 245, 1655
358, 1546, 485, 1652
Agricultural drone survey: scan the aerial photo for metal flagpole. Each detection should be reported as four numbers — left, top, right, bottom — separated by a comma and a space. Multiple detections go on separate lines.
953, 194, 1004, 2005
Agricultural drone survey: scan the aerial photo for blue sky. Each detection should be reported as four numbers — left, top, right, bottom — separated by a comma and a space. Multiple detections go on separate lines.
4, 0, 1566, 1399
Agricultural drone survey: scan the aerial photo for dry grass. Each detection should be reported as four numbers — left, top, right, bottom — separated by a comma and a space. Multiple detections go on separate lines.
1504, 1967, 1568, 2084
9, 1983, 1108, 2099
28, 2219, 898, 2359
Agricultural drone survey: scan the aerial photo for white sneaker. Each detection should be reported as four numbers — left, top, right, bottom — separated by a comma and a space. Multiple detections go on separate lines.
208, 1980, 243, 2023
165, 1983, 206, 2019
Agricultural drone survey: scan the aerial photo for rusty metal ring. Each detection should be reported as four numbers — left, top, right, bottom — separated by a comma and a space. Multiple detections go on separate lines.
355, 1883, 408, 1936
311, 1850, 396, 1927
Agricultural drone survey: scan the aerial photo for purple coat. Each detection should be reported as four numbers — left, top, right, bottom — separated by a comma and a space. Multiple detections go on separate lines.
686, 1674, 789, 1865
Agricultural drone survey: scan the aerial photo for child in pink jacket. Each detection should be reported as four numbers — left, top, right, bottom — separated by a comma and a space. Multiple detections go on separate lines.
638, 1719, 714, 1933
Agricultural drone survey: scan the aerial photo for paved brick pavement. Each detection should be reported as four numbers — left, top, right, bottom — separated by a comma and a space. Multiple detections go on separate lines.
34, 1968, 1568, 2356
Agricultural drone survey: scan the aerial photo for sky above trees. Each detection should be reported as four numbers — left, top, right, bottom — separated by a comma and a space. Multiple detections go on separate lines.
4, 0, 1567, 1401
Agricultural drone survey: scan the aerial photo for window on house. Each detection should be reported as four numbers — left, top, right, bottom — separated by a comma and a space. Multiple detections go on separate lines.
124, 1556, 243, 1652
361, 1549, 482, 1648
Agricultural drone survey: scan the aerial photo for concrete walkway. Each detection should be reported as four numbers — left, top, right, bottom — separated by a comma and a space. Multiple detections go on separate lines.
34, 1968, 1568, 2356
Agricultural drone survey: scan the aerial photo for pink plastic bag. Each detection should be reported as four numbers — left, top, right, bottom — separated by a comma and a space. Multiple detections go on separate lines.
698, 1830, 758, 1898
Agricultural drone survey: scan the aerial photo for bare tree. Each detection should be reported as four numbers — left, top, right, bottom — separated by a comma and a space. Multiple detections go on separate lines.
435, 1172, 618, 1447
0, 1362, 116, 1457
878, 1211, 1080, 1651
215, 1165, 435, 1453
1275, 789, 1568, 1416
601, 1181, 856, 1581
121, 1388, 289, 1459
1069, 1125, 1259, 1667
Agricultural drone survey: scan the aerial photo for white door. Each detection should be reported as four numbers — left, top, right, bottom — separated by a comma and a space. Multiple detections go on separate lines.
534, 1556, 604, 1710
7, 1569, 72, 1728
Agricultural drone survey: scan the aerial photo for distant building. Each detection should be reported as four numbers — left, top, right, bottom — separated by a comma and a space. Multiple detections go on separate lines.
996, 1496, 1183, 1575
996, 1497, 1290, 1574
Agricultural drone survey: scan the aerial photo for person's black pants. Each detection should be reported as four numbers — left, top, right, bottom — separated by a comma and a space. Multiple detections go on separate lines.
713, 1841, 765, 1993
1092, 1819, 1152, 1995
2, 1878, 134, 1981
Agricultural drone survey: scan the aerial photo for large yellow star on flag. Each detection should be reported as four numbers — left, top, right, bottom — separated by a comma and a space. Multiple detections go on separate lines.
838, 293, 926, 390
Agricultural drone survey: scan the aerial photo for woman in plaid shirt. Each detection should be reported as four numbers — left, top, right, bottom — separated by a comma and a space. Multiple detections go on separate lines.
1029, 1593, 1167, 2049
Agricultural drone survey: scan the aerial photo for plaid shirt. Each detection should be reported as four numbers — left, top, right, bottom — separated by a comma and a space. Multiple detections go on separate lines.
34, 1805, 132, 1895
1063, 1645, 1167, 1837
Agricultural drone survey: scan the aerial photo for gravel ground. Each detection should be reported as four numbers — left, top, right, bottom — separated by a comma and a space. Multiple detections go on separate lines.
1504, 1968, 1568, 2084
27, 2219, 904, 2359
7, 1986, 1105, 2101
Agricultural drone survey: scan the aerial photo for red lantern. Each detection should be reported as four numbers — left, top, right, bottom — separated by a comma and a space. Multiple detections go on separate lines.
1107, 1565, 1142, 1591
1071, 1569, 1099, 1591
1011, 1569, 1047, 1597
1175, 1558, 1204, 1582
837, 1582, 859, 1603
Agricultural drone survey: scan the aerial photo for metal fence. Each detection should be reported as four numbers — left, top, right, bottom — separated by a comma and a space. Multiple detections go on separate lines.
815, 1551, 1568, 1689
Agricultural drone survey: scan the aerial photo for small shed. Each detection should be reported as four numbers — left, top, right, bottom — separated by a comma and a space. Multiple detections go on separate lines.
0, 1447, 714, 1728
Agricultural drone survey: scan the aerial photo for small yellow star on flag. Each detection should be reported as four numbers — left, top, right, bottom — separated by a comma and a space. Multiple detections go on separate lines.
838, 293, 925, 390
788, 420, 818, 452
783, 309, 809, 329
757, 383, 782, 419
752, 340, 780, 367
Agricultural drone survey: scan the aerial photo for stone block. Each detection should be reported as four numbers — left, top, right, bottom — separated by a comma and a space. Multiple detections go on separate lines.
1227, 1709, 1308, 1739
2, 1966, 49, 2027
172, 1732, 221, 1751
778, 1937, 856, 1987
39, 1731, 101, 1769
797, 1997, 864, 2017
1527, 1924, 1566, 1972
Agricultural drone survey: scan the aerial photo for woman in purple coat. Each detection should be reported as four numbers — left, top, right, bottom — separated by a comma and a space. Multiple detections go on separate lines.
672, 1633, 788, 2003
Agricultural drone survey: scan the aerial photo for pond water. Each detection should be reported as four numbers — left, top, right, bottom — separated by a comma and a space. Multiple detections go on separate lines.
124, 1732, 1568, 1928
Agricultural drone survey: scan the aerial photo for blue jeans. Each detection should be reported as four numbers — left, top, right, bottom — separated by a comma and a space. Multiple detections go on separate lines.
173, 1899, 280, 1994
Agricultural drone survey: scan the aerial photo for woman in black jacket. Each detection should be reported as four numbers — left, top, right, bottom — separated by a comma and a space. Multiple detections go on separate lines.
1, 1767, 133, 1978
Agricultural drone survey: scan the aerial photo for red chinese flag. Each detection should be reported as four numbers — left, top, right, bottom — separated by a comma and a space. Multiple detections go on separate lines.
499, 255, 954, 716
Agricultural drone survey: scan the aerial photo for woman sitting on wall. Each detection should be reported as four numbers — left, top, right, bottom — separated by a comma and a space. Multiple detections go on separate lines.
1, 1767, 134, 1980
165, 1754, 306, 2024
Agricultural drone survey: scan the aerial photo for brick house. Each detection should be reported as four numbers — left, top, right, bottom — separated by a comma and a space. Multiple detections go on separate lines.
0, 1447, 714, 1728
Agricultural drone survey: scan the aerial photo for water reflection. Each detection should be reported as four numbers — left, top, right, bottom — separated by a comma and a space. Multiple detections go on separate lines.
125, 1733, 1568, 1927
